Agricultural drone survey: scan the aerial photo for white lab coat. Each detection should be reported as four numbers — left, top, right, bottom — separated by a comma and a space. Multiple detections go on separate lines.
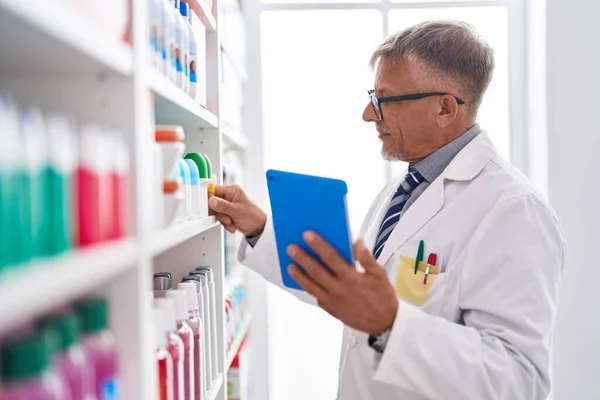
238, 132, 565, 400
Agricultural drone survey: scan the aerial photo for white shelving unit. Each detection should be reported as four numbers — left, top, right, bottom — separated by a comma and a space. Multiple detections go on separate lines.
0, 0, 252, 399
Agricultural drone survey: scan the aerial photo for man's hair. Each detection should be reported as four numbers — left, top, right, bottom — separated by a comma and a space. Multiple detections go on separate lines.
369, 20, 495, 116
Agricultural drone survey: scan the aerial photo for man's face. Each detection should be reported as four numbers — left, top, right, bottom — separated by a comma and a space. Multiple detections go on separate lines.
362, 57, 447, 163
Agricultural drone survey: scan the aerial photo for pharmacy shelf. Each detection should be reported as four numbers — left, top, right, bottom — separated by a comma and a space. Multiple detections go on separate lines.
0, 239, 138, 336
151, 217, 219, 256
208, 373, 225, 400
189, 0, 217, 32
226, 315, 251, 372
222, 124, 249, 150
0, 0, 133, 76
150, 68, 219, 129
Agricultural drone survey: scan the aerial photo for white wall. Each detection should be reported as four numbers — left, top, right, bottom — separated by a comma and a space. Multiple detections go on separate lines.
546, 1, 600, 399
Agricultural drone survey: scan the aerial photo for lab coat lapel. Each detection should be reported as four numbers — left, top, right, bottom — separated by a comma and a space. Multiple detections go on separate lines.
375, 131, 497, 267
375, 177, 444, 266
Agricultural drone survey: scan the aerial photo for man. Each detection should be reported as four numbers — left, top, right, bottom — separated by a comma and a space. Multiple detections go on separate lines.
209, 21, 565, 400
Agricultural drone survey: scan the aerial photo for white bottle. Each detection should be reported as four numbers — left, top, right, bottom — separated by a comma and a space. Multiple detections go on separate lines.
149, 0, 161, 67
173, 0, 185, 89
178, 2, 190, 93
161, 0, 175, 77
185, 5, 198, 99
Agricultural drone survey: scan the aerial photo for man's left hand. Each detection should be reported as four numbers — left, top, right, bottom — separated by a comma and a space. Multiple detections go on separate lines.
287, 231, 398, 336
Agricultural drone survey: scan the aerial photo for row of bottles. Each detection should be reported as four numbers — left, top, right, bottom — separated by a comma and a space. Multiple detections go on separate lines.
153, 267, 219, 400
0, 93, 129, 273
149, 0, 208, 107
0, 298, 117, 400
155, 125, 216, 228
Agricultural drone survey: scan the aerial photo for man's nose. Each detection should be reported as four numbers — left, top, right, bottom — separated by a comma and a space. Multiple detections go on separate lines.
362, 102, 377, 122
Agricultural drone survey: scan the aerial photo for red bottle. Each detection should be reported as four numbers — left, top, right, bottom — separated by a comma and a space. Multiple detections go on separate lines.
107, 131, 129, 240
166, 290, 196, 400
77, 125, 103, 246
153, 307, 174, 400
154, 298, 185, 400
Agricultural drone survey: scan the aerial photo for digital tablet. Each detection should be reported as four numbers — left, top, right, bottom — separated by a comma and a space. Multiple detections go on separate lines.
266, 169, 354, 290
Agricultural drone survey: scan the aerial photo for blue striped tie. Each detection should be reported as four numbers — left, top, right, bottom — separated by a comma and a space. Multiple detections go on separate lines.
372, 165, 424, 259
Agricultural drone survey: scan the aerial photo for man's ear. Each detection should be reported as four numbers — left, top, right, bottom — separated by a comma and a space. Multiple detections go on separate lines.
435, 95, 460, 128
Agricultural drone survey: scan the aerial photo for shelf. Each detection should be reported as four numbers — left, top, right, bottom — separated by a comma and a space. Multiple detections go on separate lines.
189, 0, 217, 32
0, 239, 138, 336
150, 68, 219, 129
0, 0, 133, 76
207, 372, 224, 400
151, 217, 219, 256
226, 315, 251, 372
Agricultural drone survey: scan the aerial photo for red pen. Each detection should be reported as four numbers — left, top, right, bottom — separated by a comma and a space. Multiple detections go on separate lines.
423, 253, 437, 285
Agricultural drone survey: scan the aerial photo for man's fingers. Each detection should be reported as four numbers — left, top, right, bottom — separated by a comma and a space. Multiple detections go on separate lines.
287, 244, 337, 289
215, 213, 233, 226
213, 184, 240, 201
208, 196, 239, 216
287, 264, 329, 300
354, 239, 384, 274
303, 231, 351, 278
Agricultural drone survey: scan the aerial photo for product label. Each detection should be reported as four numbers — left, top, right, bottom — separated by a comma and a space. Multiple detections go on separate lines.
101, 377, 118, 400
175, 26, 183, 73
227, 369, 240, 400
189, 40, 198, 84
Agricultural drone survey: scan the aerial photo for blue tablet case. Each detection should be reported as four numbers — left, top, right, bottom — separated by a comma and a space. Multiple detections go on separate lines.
266, 169, 354, 290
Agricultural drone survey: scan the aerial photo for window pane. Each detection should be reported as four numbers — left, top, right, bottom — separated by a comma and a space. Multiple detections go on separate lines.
388, 7, 511, 174
260, 10, 383, 400
262, 0, 380, 3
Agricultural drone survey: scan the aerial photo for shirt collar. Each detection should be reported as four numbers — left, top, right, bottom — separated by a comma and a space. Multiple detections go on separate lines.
412, 123, 482, 183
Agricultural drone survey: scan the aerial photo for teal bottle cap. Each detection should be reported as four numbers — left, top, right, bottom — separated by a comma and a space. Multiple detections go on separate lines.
37, 311, 80, 352
178, 159, 191, 185
0, 334, 50, 383
74, 298, 109, 333
184, 159, 199, 185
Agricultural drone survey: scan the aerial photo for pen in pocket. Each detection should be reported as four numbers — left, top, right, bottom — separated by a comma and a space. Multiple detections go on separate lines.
423, 253, 437, 285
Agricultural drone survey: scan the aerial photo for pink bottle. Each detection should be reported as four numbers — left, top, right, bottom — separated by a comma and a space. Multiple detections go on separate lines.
74, 298, 118, 400
166, 290, 196, 400
177, 283, 205, 400
77, 125, 103, 246
37, 311, 92, 400
153, 307, 174, 400
107, 130, 129, 240
154, 298, 185, 400
0, 334, 68, 400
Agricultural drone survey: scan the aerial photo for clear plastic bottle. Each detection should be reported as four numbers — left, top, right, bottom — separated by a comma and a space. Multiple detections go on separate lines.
74, 298, 118, 400
153, 307, 174, 400
37, 312, 92, 400
182, 3, 197, 99
173, 0, 186, 89
177, 282, 207, 399
161, 0, 176, 79
178, 1, 190, 93
154, 298, 185, 400
166, 289, 196, 400
0, 334, 67, 400
186, 272, 215, 380
194, 268, 219, 374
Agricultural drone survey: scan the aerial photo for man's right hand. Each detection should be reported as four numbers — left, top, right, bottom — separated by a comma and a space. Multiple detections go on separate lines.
208, 185, 267, 237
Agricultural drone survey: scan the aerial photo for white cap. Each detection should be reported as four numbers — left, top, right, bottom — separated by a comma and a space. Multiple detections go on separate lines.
177, 282, 199, 312
154, 298, 177, 332
153, 307, 167, 348
166, 289, 189, 321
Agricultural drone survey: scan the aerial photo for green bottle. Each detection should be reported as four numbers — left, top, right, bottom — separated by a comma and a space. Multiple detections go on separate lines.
45, 115, 77, 256
202, 153, 213, 179
184, 153, 209, 179
0, 94, 21, 271
18, 107, 51, 261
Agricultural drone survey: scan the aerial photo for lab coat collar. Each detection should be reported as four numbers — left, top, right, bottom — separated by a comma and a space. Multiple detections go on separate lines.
375, 131, 497, 266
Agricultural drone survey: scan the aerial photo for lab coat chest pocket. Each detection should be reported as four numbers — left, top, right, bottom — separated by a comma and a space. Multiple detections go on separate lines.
385, 241, 448, 315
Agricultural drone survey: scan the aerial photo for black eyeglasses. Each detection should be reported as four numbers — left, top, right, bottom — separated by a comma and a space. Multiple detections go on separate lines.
368, 90, 466, 120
